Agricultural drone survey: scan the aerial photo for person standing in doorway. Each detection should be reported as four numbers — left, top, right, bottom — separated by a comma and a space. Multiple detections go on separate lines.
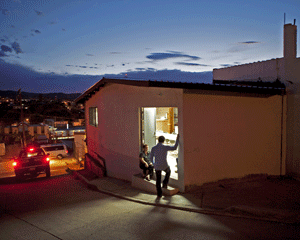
150, 134, 179, 197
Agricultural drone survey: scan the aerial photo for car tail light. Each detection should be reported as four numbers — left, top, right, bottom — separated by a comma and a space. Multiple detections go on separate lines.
13, 161, 18, 167
29, 147, 35, 152
46, 157, 50, 162
65, 150, 68, 154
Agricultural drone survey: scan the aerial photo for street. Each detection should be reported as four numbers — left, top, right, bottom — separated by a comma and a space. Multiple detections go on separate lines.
0, 156, 82, 180
0, 174, 299, 240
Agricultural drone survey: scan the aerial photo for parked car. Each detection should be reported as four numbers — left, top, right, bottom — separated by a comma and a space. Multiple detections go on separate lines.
40, 143, 69, 159
12, 146, 51, 180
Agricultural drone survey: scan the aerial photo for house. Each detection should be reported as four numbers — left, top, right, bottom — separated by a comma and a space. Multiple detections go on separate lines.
76, 77, 285, 192
2, 123, 50, 141
213, 22, 300, 180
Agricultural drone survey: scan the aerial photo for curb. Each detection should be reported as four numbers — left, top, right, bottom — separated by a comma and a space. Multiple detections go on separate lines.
72, 170, 300, 225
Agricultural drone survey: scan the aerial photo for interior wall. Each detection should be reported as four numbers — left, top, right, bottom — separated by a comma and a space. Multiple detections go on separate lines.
182, 92, 284, 187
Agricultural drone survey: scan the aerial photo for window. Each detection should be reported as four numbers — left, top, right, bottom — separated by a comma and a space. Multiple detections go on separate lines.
89, 107, 98, 127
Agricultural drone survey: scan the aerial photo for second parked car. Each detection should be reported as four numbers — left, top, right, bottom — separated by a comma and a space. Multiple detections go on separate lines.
40, 143, 69, 159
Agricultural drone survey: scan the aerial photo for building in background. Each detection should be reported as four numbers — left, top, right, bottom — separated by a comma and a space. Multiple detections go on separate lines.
213, 22, 300, 180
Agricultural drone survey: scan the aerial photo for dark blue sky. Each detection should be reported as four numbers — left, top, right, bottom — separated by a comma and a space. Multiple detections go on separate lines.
1, 0, 299, 93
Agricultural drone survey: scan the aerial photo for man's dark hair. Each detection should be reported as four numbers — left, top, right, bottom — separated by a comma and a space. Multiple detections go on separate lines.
158, 136, 165, 143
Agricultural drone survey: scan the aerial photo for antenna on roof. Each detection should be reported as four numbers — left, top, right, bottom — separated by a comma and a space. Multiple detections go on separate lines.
294, 19, 296, 25
284, 13, 286, 25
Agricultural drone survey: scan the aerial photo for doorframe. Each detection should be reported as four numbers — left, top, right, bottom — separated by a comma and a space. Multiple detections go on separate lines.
139, 107, 180, 182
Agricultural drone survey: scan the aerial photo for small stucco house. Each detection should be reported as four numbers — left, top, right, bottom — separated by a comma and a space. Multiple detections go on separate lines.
75, 22, 299, 192
76, 79, 285, 192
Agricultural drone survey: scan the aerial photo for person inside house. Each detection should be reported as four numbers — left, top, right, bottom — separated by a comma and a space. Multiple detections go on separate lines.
139, 144, 153, 181
150, 134, 179, 198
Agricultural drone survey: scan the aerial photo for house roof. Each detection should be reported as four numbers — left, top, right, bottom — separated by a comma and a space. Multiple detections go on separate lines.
75, 77, 286, 104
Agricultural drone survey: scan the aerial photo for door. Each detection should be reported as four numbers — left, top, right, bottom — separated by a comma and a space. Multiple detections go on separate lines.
143, 108, 156, 150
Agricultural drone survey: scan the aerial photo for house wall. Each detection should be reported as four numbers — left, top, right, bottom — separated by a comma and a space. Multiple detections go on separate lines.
182, 91, 285, 186
213, 24, 300, 179
213, 58, 285, 82
213, 57, 300, 179
85, 83, 184, 190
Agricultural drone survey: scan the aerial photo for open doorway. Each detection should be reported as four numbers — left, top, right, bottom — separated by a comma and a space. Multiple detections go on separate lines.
140, 107, 179, 180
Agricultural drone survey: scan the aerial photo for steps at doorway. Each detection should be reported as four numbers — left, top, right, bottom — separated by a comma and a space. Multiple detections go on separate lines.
132, 173, 179, 196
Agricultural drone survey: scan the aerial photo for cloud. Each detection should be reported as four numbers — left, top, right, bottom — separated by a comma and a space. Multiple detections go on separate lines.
0, 59, 100, 93
11, 42, 23, 54
175, 62, 209, 67
32, 29, 41, 34
111, 68, 213, 83
0, 51, 8, 57
146, 51, 201, 61
86, 54, 94, 56
227, 45, 248, 53
228, 41, 261, 53
1, 45, 12, 52
238, 41, 260, 44
34, 10, 43, 16
0, 9, 9, 15
62, 28, 66, 31
0, 60, 213, 93
220, 64, 233, 67
109, 52, 123, 54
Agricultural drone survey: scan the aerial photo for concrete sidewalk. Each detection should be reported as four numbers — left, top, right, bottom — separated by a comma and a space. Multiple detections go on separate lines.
73, 169, 300, 224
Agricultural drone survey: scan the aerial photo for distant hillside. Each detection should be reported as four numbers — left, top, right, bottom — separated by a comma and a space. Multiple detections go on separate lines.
0, 90, 81, 100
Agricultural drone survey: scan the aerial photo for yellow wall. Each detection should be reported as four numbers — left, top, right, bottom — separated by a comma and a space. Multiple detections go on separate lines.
182, 92, 285, 186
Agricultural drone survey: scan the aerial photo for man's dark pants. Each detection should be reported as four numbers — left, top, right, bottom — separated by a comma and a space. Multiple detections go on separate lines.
155, 167, 171, 196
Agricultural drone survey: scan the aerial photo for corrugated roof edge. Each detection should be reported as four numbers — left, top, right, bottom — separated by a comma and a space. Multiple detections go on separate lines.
75, 77, 286, 104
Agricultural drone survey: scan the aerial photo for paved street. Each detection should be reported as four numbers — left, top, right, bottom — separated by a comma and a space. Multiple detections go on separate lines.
0, 174, 299, 240
0, 142, 83, 179
0, 157, 82, 179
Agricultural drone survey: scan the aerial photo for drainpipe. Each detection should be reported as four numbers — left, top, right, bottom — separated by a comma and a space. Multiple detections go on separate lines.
280, 92, 285, 177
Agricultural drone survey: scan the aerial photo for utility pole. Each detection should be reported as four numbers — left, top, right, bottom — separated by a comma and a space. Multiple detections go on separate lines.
18, 89, 26, 147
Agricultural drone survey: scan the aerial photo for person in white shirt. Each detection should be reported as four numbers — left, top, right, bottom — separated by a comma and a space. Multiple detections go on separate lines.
150, 134, 179, 197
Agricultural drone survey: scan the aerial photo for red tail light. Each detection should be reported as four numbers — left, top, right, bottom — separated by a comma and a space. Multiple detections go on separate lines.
13, 161, 18, 167
29, 147, 35, 152
65, 150, 68, 154
46, 157, 50, 162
